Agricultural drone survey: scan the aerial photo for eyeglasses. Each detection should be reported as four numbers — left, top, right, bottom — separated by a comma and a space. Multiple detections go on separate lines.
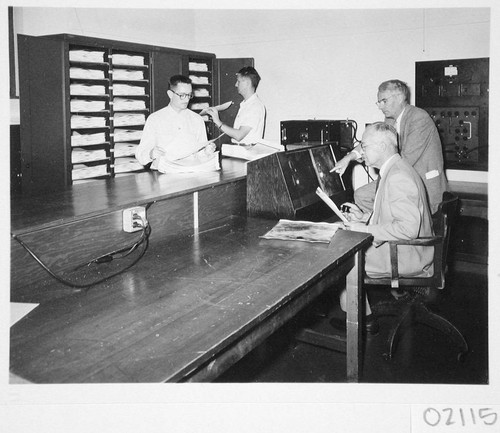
376, 93, 400, 107
171, 91, 193, 100
360, 141, 375, 152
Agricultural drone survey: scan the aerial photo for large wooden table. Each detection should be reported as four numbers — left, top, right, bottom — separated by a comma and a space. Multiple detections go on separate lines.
10, 216, 372, 383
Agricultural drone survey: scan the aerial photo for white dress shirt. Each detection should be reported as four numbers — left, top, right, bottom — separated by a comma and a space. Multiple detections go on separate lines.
135, 105, 207, 169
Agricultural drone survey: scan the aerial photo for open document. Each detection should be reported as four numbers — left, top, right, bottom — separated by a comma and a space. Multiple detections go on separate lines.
260, 219, 344, 243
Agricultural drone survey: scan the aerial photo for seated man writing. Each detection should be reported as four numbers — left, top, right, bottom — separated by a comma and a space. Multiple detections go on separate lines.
334, 122, 435, 333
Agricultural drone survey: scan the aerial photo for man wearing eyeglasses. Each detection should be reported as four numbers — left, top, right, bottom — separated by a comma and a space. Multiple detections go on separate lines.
331, 122, 434, 334
205, 66, 266, 145
135, 75, 214, 169
332, 80, 447, 215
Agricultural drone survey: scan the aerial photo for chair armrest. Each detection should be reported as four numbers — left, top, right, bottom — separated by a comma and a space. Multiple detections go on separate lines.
387, 236, 443, 288
388, 236, 443, 247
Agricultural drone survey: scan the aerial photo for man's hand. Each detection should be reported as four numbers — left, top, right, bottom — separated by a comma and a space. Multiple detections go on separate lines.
341, 202, 366, 222
205, 108, 221, 126
150, 146, 165, 160
203, 142, 217, 155
330, 154, 354, 175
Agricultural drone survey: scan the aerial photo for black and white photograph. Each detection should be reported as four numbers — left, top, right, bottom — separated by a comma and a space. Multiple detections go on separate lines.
2, 0, 499, 432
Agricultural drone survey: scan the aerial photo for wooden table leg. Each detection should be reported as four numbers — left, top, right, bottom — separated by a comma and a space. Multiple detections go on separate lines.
346, 249, 364, 382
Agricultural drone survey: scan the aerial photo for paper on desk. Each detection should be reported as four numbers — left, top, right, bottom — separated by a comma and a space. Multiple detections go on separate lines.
260, 219, 343, 243
221, 143, 277, 161
157, 151, 220, 173
11, 303, 39, 327
253, 138, 284, 151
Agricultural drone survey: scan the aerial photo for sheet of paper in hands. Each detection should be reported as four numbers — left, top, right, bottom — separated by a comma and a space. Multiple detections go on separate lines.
157, 151, 221, 174
199, 101, 233, 116
260, 219, 343, 243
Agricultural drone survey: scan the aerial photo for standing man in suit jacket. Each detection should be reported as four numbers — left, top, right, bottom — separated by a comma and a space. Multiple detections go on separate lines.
332, 79, 448, 214
334, 122, 434, 331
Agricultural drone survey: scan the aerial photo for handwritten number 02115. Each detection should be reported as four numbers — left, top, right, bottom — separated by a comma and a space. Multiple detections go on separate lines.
423, 407, 498, 427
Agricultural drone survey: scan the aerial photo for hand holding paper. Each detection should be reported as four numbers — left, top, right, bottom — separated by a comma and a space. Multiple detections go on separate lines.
315, 187, 349, 224
199, 101, 233, 116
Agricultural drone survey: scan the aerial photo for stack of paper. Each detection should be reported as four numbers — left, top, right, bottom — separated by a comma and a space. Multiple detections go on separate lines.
113, 69, 144, 81
113, 98, 146, 111
112, 53, 145, 66
71, 131, 107, 147
157, 151, 220, 174
70, 99, 107, 112
70, 67, 105, 80
189, 75, 209, 85
71, 115, 107, 129
70, 83, 106, 96
113, 84, 145, 95
193, 88, 210, 97
113, 129, 143, 142
221, 143, 280, 161
69, 50, 105, 63
113, 157, 144, 173
190, 102, 210, 111
71, 148, 107, 163
189, 62, 208, 72
114, 113, 146, 126
113, 142, 137, 157
72, 164, 108, 180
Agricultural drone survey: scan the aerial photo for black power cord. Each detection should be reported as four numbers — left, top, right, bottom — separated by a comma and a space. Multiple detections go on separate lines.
343, 119, 374, 183
12, 214, 152, 291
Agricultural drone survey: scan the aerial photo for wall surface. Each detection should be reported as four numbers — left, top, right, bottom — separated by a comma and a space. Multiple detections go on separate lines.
192, 8, 490, 140
10, 6, 491, 183
2, 2, 500, 430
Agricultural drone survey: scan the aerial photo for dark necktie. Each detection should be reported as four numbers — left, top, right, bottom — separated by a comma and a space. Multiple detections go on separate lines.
366, 176, 381, 225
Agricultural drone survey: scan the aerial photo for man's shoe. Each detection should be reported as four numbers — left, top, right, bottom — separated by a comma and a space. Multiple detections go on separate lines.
329, 314, 380, 335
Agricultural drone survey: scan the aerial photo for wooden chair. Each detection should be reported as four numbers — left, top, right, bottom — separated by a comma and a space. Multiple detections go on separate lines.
295, 192, 469, 363
367, 191, 469, 360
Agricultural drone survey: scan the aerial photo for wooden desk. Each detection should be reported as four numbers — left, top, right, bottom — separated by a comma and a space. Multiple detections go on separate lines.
10, 217, 372, 383
11, 159, 248, 296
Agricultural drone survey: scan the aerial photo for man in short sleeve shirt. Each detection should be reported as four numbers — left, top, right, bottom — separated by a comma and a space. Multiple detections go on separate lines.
206, 66, 266, 145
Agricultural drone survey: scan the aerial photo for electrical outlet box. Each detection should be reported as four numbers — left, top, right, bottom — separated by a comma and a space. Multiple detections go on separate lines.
123, 206, 147, 233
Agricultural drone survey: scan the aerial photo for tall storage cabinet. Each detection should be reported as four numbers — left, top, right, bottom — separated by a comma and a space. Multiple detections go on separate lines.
18, 33, 218, 195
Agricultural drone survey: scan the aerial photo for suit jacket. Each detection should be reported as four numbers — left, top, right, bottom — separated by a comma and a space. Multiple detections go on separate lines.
354, 105, 448, 215
363, 155, 435, 278
396, 104, 448, 214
